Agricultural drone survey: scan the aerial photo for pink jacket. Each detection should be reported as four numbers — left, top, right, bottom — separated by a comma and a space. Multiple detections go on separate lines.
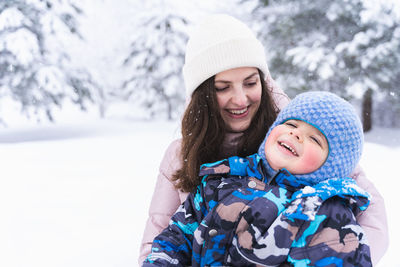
138, 86, 389, 266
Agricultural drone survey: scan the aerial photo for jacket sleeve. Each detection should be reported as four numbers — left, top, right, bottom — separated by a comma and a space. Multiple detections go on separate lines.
138, 139, 183, 265
287, 198, 372, 267
350, 164, 389, 265
142, 181, 206, 266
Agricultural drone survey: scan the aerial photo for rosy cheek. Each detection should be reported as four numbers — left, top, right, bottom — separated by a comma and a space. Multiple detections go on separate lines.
251, 86, 262, 102
299, 147, 325, 173
264, 127, 281, 153
216, 92, 228, 109
264, 127, 283, 170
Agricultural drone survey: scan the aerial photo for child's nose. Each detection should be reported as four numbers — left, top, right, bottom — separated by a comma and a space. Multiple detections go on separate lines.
290, 129, 303, 142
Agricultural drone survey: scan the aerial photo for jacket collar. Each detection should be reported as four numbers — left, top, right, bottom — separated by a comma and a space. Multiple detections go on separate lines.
199, 154, 310, 191
199, 154, 370, 211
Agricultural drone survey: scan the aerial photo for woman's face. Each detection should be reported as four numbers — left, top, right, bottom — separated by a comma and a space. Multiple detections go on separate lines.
214, 67, 262, 133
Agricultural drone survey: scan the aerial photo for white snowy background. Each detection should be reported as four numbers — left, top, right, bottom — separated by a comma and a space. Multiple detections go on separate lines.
0, 108, 399, 267
0, 0, 399, 266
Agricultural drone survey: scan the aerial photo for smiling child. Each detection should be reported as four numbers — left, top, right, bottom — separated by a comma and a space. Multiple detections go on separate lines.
143, 91, 371, 267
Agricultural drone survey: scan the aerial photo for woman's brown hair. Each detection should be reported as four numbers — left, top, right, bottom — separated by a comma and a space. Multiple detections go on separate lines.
171, 70, 278, 192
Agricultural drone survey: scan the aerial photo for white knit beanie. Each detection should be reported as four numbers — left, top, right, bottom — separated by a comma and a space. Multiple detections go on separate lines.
182, 14, 270, 97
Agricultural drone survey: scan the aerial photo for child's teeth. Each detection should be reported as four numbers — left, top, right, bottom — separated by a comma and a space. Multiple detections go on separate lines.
279, 142, 298, 156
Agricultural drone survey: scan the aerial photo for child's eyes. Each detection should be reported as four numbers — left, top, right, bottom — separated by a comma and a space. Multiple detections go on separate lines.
310, 136, 321, 146
285, 122, 297, 128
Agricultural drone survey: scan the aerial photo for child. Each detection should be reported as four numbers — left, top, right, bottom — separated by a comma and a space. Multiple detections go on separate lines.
143, 91, 371, 267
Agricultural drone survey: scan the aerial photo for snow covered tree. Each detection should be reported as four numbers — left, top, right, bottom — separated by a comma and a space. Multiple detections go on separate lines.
245, 0, 400, 130
0, 0, 103, 123
121, 3, 189, 120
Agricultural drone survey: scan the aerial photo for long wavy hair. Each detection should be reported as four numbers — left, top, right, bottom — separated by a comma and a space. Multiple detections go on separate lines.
171, 70, 278, 192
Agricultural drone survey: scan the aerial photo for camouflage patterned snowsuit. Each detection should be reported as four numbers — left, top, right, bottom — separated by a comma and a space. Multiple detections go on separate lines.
143, 154, 371, 266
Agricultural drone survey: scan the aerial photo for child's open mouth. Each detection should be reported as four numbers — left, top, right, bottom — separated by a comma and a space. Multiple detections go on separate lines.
278, 141, 298, 156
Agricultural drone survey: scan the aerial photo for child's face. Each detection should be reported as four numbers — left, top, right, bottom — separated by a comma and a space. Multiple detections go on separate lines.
264, 120, 329, 175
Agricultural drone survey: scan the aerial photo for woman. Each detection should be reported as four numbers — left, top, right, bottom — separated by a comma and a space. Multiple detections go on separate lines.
139, 14, 389, 265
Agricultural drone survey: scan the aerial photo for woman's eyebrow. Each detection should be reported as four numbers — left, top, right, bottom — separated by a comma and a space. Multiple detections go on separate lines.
215, 72, 259, 83
244, 72, 259, 80
214, 80, 230, 84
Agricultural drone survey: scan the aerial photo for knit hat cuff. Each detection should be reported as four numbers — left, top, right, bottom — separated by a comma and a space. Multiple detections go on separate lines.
183, 38, 268, 97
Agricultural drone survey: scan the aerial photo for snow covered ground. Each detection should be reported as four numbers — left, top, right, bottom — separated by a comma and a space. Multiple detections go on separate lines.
0, 112, 398, 267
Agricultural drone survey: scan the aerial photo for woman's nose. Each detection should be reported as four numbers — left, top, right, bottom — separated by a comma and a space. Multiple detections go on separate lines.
231, 86, 247, 106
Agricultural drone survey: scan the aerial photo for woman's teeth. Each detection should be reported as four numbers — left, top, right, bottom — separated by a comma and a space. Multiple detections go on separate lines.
228, 107, 247, 115
278, 141, 298, 156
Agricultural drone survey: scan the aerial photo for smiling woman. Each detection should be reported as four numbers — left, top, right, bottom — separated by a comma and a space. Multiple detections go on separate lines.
138, 14, 286, 264
214, 67, 262, 133
138, 14, 389, 266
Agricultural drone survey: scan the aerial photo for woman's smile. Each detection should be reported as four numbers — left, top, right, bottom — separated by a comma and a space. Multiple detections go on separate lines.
226, 106, 249, 117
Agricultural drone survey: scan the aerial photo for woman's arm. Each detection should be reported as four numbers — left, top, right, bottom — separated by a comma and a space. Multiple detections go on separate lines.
142, 178, 207, 266
138, 139, 183, 265
351, 164, 389, 265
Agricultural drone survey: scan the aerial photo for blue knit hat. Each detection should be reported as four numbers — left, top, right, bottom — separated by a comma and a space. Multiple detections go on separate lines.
258, 91, 364, 185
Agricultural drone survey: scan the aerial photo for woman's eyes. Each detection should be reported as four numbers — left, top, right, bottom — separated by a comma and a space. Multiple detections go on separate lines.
215, 86, 228, 92
214, 81, 258, 91
244, 81, 257, 87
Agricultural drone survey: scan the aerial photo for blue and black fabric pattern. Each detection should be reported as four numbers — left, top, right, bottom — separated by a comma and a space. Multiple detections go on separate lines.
143, 154, 371, 267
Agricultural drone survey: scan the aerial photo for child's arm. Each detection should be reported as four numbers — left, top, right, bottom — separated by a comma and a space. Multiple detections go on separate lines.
142, 183, 206, 266
287, 197, 372, 266
281, 181, 372, 267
